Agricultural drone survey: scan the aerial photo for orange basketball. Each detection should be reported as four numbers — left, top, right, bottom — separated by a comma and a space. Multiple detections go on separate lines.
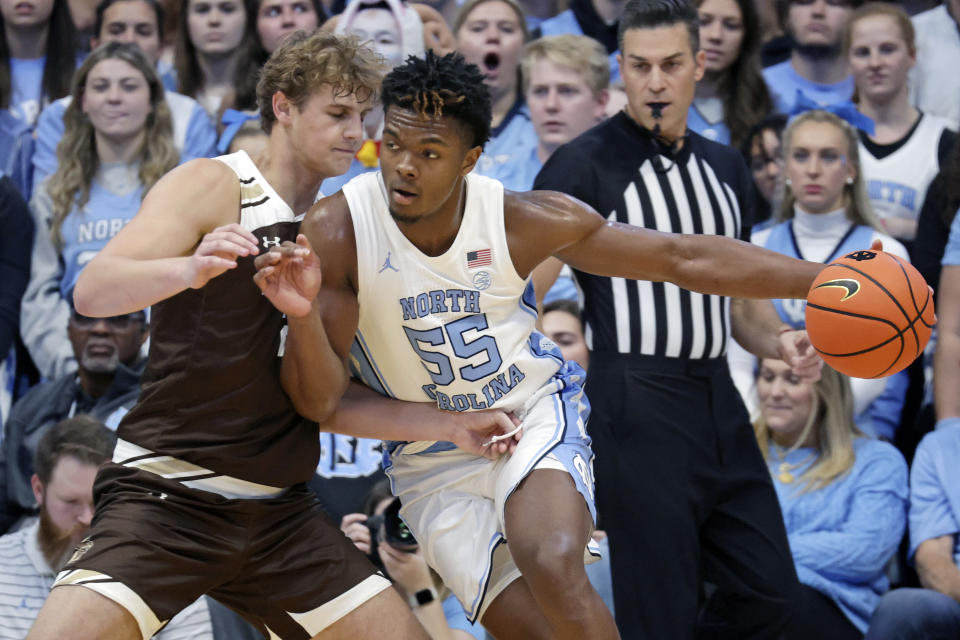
805, 249, 936, 379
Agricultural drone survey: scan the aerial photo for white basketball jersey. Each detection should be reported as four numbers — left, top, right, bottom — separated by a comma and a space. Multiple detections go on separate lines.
343, 172, 562, 414
215, 150, 300, 228
860, 114, 953, 224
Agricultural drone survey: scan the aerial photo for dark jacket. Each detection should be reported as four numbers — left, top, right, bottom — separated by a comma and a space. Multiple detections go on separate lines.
0, 359, 144, 533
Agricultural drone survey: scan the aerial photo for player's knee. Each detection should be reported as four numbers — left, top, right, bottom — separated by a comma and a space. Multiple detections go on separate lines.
512, 530, 587, 591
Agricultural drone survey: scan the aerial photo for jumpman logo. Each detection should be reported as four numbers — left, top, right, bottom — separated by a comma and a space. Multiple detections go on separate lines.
378, 251, 399, 273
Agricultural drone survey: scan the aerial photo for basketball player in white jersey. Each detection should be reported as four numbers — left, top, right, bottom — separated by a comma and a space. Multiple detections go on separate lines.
254, 51, 831, 640
27, 33, 520, 640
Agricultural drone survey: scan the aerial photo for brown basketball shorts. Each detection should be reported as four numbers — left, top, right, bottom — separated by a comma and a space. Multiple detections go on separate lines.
55, 463, 389, 640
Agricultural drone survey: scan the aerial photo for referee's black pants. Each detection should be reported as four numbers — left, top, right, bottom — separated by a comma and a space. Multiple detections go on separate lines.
586, 353, 799, 640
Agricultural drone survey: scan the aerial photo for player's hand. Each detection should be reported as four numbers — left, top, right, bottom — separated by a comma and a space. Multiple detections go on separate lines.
183, 223, 259, 289
378, 544, 434, 594
777, 328, 823, 382
253, 234, 322, 318
869, 239, 884, 252
450, 410, 522, 460
340, 513, 373, 554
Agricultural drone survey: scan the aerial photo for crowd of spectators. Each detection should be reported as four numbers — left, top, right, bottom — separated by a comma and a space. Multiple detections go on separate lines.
1, 0, 959, 637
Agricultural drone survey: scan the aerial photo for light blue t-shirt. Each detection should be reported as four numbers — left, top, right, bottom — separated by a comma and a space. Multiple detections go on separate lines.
943, 209, 960, 266
687, 104, 730, 145
498, 141, 541, 192
769, 437, 908, 632
909, 425, 960, 567
319, 157, 376, 196
472, 100, 538, 188
55, 166, 143, 297
8, 57, 45, 125
763, 60, 854, 115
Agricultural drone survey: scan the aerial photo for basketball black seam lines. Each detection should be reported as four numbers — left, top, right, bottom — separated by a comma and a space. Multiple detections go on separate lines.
833, 262, 916, 338
893, 256, 936, 330
806, 302, 907, 377
892, 255, 936, 341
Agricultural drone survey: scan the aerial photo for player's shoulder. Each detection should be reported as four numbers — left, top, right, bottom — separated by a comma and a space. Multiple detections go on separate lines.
506, 188, 582, 216
159, 157, 236, 193
504, 189, 599, 238
304, 191, 352, 237
304, 191, 356, 282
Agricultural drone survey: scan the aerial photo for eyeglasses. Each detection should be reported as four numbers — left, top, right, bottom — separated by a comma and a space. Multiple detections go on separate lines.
70, 311, 145, 329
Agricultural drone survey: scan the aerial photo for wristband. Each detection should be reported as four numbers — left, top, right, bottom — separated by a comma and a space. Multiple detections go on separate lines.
408, 587, 437, 608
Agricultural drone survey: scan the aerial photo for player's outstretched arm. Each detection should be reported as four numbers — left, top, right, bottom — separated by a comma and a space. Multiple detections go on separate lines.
506, 191, 826, 302
74, 159, 257, 316
322, 381, 520, 460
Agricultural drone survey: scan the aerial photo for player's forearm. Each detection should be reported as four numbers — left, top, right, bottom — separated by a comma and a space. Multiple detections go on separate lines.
671, 234, 825, 300
731, 298, 787, 360
74, 254, 193, 316
321, 382, 457, 442
282, 306, 349, 423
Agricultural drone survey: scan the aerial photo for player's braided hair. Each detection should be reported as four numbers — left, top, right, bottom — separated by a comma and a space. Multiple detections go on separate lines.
381, 50, 492, 148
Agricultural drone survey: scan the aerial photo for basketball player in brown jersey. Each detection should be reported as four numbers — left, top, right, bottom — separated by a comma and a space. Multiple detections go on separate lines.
27, 33, 519, 640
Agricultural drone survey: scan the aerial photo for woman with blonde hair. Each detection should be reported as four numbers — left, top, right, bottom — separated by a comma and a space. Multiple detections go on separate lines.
728, 110, 909, 441
754, 359, 907, 639
21, 42, 178, 378
846, 2, 957, 245
454, 0, 537, 187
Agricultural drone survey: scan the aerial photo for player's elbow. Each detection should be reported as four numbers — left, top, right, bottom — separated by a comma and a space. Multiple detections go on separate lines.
292, 393, 340, 424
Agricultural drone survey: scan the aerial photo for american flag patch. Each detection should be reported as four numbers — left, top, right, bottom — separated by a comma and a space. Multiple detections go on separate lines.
466, 249, 492, 268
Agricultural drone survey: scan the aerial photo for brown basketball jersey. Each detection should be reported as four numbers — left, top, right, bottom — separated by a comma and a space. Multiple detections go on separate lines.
116, 151, 319, 487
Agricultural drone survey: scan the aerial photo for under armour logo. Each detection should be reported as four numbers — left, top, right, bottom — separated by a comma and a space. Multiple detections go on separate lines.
262, 236, 282, 248
845, 250, 876, 261
378, 252, 399, 273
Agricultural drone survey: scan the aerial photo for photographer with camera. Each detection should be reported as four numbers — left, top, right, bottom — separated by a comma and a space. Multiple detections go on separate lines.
341, 480, 486, 640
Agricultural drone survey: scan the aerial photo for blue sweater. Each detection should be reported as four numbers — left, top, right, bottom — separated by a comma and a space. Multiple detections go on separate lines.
22, 164, 143, 378
769, 437, 908, 632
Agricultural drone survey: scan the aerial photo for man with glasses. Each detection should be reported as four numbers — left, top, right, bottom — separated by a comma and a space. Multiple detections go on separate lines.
0, 307, 147, 533
764, 0, 863, 114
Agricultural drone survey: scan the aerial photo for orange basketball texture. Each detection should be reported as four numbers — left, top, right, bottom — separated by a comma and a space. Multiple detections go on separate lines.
805, 250, 936, 379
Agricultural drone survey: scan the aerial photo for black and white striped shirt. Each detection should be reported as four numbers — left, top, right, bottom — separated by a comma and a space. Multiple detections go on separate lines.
534, 112, 756, 359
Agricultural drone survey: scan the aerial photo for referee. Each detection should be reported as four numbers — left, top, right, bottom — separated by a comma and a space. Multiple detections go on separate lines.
533, 1, 820, 638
